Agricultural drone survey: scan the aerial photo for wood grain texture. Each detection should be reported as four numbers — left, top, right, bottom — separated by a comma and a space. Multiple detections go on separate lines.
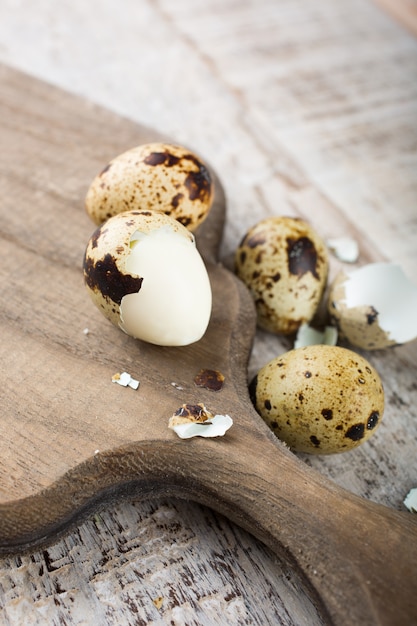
0, 499, 324, 626
0, 0, 416, 624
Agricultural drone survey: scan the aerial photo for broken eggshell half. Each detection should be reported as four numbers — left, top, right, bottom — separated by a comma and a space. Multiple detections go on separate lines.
83, 210, 212, 346
328, 262, 417, 350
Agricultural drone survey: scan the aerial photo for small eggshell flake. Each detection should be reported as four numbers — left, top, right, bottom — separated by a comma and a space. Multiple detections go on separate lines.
169, 414, 233, 439
326, 237, 359, 263
294, 323, 338, 349
329, 263, 417, 349
83, 210, 212, 347
250, 345, 384, 454
112, 372, 140, 389
85, 142, 213, 231
169, 403, 215, 426
235, 216, 328, 335
404, 488, 417, 513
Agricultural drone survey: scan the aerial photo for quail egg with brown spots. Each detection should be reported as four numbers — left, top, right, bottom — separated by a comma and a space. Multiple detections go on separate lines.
249, 344, 384, 454
85, 142, 213, 230
235, 217, 328, 335
83, 209, 212, 346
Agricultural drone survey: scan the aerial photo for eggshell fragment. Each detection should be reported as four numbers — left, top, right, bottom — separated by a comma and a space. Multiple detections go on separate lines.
404, 488, 417, 513
169, 403, 215, 426
112, 372, 140, 389
85, 142, 213, 230
326, 237, 359, 263
329, 263, 417, 350
250, 345, 384, 454
169, 412, 233, 439
168, 403, 233, 439
294, 323, 338, 349
83, 210, 212, 346
235, 217, 328, 335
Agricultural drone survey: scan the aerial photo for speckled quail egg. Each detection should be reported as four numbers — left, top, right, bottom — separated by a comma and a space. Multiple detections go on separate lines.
85, 142, 213, 230
235, 217, 328, 335
249, 344, 384, 454
328, 263, 417, 350
83, 209, 212, 346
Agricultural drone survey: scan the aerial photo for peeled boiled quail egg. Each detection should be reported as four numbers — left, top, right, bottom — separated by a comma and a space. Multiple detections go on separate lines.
235, 216, 328, 335
85, 142, 213, 230
328, 262, 417, 350
249, 344, 384, 454
83, 210, 212, 346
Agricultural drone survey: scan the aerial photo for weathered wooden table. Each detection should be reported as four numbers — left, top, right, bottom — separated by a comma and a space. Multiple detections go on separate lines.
0, 1, 416, 624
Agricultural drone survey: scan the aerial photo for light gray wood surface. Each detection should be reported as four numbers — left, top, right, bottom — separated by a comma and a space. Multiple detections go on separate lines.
0, 1, 416, 624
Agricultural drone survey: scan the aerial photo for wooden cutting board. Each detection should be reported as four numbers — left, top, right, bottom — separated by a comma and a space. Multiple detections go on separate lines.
0, 63, 416, 626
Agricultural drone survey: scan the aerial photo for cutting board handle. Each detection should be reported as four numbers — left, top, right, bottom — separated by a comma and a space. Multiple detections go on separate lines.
187, 433, 417, 626
2, 394, 416, 625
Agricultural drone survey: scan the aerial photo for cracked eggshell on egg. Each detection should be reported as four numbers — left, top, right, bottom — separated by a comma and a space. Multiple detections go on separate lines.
85, 142, 213, 230
328, 263, 417, 350
83, 209, 212, 346
235, 216, 328, 335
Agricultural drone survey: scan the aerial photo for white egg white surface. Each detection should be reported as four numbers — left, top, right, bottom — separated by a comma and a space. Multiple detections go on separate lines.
120, 226, 212, 346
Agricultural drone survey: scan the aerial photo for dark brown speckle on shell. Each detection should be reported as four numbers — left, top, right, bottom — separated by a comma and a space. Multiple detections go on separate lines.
83, 252, 143, 306
286, 236, 320, 279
